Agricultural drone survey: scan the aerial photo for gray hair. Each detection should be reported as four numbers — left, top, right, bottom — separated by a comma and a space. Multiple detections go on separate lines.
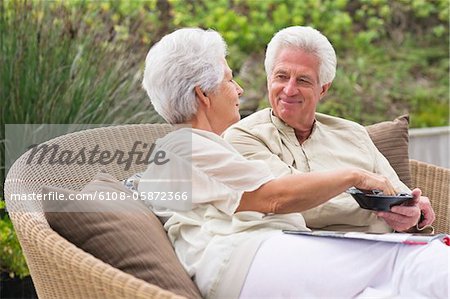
143, 28, 227, 124
264, 26, 337, 85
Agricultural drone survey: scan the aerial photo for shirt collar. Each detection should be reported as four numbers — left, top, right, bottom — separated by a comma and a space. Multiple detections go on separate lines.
269, 109, 319, 146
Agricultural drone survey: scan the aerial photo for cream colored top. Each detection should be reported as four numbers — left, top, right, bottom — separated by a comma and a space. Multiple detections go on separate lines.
138, 128, 308, 298
224, 108, 410, 233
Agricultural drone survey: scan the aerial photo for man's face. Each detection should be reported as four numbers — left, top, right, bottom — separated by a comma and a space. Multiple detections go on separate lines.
268, 48, 329, 129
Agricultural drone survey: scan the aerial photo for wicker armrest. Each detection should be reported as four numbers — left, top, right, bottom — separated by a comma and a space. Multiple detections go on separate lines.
8, 212, 184, 299
4, 124, 186, 299
409, 159, 450, 234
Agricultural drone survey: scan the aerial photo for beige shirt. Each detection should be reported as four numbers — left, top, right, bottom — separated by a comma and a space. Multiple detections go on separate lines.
224, 108, 410, 233
139, 128, 308, 298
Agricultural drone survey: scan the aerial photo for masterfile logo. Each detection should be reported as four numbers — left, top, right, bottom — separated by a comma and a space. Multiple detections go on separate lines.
26, 141, 170, 171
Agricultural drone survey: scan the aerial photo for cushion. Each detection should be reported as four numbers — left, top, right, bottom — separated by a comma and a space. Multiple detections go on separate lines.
44, 172, 202, 299
365, 115, 412, 187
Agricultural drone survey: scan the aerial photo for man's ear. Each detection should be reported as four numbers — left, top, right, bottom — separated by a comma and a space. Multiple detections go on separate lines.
320, 82, 332, 99
194, 86, 210, 108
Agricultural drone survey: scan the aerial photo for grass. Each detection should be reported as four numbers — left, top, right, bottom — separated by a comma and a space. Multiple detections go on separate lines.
0, 1, 163, 190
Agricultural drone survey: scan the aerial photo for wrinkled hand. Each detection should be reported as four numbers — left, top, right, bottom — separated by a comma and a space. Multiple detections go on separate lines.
376, 188, 433, 232
354, 169, 397, 195
415, 190, 435, 228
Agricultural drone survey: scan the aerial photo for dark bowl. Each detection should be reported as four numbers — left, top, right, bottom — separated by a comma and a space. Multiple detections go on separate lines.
346, 188, 413, 211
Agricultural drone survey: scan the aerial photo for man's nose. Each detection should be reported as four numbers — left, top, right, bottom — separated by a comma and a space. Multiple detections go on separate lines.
283, 78, 298, 96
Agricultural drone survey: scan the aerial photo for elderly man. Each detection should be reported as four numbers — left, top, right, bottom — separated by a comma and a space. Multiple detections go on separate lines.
223, 26, 434, 233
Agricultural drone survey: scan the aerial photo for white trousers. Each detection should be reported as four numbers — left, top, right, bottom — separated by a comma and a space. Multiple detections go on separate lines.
240, 232, 449, 299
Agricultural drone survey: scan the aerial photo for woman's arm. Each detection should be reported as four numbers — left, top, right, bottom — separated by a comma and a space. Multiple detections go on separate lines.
237, 168, 396, 214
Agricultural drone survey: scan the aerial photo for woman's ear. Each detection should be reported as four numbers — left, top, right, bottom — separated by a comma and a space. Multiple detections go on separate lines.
194, 86, 210, 108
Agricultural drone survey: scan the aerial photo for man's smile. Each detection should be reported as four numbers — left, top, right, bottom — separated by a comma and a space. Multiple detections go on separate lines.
279, 98, 304, 105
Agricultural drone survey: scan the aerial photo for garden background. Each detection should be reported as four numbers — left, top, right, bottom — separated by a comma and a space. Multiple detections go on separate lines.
1, 0, 449, 286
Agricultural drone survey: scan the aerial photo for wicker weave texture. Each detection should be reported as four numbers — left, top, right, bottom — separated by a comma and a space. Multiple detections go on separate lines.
410, 159, 450, 234
12, 217, 182, 299
4, 125, 449, 299
5, 124, 183, 299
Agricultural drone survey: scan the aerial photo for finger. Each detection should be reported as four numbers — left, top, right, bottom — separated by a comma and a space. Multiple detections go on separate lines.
418, 199, 435, 227
384, 181, 396, 196
376, 216, 410, 232
401, 197, 418, 207
376, 211, 413, 225
410, 188, 421, 204
419, 217, 434, 228
390, 205, 421, 218
421, 210, 435, 226
374, 174, 396, 195
416, 194, 435, 227
411, 188, 422, 198
378, 206, 421, 227
418, 213, 431, 227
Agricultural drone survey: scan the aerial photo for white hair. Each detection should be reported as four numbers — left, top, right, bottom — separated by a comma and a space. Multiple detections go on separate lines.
143, 28, 227, 124
264, 26, 337, 85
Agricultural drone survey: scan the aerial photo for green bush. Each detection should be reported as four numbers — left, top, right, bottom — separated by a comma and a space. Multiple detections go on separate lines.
0, 0, 163, 190
0, 200, 29, 279
317, 36, 449, 127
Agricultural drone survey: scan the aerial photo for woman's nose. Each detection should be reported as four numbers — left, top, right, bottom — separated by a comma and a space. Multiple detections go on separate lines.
235, 81, 244, 96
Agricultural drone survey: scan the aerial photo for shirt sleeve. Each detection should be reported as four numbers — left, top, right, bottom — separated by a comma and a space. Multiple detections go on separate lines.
191, 133, 275, 191
194, 132, 277, 214
139, 129, 275, 215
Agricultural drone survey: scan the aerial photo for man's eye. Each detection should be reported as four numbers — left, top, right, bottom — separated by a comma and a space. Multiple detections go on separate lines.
298, 78, 309, 84
276, 74, 287, 79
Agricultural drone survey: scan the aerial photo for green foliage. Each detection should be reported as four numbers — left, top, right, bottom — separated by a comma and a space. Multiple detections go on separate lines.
0, 0, 164, 193
168, 0, 448, 127
318, 36, 449, 127
0, 200, 29, 279
1, 2, 444, 147
0, 1, 161, 125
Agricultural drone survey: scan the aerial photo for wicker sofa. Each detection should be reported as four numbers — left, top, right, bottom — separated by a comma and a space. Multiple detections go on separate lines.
4, 124, 449, 299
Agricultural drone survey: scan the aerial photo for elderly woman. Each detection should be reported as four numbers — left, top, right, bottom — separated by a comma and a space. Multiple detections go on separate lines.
127, 28, 448, 299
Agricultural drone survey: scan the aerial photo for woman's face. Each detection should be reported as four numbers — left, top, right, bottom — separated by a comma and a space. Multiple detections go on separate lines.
208, 59, 244, 134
